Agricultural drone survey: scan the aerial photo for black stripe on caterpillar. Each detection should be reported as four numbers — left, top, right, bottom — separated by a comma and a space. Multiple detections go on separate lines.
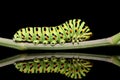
13, 19, 92, 46
14, 56, 93, 79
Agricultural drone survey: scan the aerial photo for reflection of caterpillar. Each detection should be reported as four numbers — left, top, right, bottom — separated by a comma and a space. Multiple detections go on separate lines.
13, 19, 92, 46
14, 56, 93, 79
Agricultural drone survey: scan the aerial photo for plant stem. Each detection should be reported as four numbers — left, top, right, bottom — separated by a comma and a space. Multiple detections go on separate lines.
0, 53, 120, 68
0, 32, 120, 50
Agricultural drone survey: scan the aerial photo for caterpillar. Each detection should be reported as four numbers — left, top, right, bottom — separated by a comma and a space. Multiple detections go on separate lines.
13, 19, 92, 46
14, 56, 93, 79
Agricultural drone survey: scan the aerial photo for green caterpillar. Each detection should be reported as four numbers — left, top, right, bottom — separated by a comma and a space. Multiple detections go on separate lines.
13, 19, 92, 46
14, 57, 93, 79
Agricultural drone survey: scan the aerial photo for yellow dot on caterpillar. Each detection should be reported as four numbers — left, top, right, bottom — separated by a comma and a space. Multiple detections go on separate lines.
75, 28, 78, 32
82, 29, 85, 32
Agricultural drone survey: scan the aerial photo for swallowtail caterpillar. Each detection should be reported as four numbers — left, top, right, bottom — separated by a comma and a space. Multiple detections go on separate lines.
13, 19, 92, 46
14, 56, 93, 79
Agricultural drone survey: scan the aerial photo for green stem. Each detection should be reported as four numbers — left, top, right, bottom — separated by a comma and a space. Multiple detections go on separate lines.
111, 32, 120, 44
0, 32, 120, 50
0, 54, 27, 67
111, 56, 120, 67
0, 53, 120, 68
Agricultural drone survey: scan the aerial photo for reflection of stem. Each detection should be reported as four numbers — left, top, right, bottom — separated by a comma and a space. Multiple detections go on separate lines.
0, 32, 120, 50
0, 53, 120, 68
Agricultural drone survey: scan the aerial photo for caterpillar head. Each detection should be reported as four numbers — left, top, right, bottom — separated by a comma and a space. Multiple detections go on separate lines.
14, 62, 23, 70
13, 32, 23, 42
13, 28, 27, 42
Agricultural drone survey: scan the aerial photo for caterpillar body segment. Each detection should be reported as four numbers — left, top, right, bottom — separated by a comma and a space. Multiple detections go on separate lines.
13, 19, 92, 46
14, 57, 93, 79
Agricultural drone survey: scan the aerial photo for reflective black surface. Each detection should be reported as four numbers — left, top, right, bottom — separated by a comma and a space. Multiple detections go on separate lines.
0, 8, 120, 80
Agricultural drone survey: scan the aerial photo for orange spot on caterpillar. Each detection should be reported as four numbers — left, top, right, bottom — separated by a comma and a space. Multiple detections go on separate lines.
45, 37, 48, 40
70, 29, 72, 33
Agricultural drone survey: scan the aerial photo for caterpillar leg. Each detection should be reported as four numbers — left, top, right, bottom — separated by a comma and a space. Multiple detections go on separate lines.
77, 32, 92, 42
59, 59, 68, 74
34, 58, 40, 63
33, 40, 40, 45
64, 63, 73, 76
42, 57, 50, 73
76, 36, 82, 44
66, 35, 71, 42
50, 40, 57, 46
77, 35, 90, 42
59, 39, 65, 45
75, 35, 86, 44
50, 56, 58, 72
72, 34, 78, 44
54, 57, 66, 73
43, 40, 49, 45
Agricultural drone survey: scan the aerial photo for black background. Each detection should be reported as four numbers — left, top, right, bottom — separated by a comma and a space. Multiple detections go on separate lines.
0, 4, 120, 80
